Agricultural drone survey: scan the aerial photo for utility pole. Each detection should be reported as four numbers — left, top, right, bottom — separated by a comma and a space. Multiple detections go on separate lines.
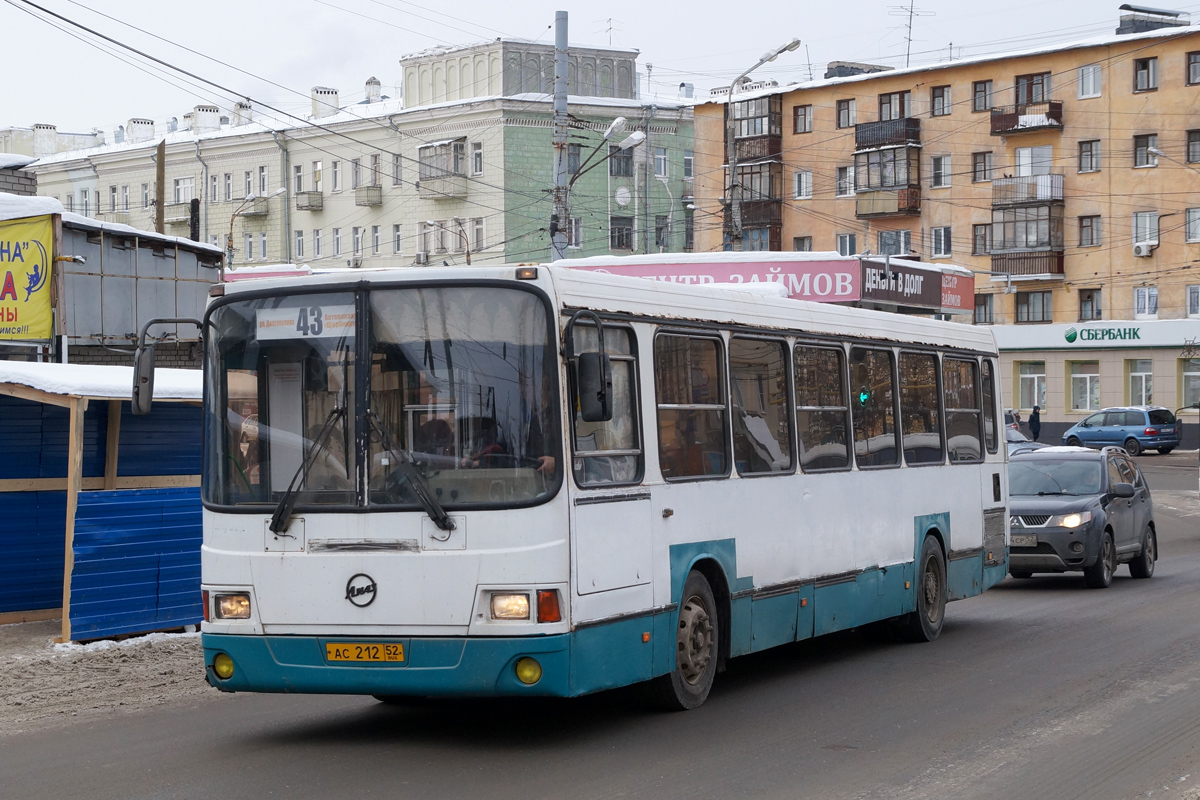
550, 10, 569, 262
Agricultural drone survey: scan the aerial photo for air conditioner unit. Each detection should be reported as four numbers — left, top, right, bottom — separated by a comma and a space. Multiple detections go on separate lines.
1133, 242, 1156, 257
414, 251, 428, 265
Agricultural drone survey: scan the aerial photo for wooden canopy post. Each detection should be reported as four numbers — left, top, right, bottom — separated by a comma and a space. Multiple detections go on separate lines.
60, 396, 86, 643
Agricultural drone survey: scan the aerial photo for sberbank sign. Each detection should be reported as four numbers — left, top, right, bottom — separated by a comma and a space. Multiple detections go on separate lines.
1064, 326, 1141, 343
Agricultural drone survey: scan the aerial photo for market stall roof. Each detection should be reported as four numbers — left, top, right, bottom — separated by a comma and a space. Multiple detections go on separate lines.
0, 361, 201, 404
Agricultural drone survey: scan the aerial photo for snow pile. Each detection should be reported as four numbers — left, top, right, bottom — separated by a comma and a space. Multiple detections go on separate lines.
0, 153, 37, 170
0, 192, 65, 222
0, 361, 202, 401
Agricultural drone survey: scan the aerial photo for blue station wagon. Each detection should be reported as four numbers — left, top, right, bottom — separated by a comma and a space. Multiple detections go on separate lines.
1061, 406, 1179, 456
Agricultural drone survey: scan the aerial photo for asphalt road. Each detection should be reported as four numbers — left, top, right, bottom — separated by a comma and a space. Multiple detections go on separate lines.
2, 454, 1198, 800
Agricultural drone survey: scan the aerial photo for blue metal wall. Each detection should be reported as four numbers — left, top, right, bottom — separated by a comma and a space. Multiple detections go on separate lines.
69, 487, 203, 639
0, 491, 67, 613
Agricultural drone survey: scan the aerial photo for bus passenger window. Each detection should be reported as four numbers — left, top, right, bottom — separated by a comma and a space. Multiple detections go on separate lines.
944, 358, 983, 462
655, 335, 728, 479
572, 326, 642, 486
794, 346, 849, 471
898, 352, 943, 465
981, 360, 998, 453
850, 348, 898, 468
730, 338, 792, 475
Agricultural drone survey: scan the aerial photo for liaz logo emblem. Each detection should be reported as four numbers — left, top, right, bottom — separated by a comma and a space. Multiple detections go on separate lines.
345, 573, 377, 607
1064, 327, 1078, 343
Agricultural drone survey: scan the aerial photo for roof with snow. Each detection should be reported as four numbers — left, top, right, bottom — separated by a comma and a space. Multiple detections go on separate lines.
400, 38, 639, 62
0, 153, 37, 170
0, 361, 201, 402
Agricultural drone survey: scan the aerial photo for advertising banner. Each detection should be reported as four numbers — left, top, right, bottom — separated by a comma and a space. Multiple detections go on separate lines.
0, 215, 54, 340
859, 260, 941, 308
570, 259, 862, 302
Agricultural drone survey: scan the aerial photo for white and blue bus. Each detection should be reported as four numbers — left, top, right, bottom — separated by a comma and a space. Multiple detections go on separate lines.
191, 265, 1007, 709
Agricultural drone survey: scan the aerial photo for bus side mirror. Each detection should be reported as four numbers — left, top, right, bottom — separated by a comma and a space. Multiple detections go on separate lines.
132, 344, 156, 416
577, 351, 612, 422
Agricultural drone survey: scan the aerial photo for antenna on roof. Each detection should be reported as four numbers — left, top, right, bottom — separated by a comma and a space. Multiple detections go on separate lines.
805, 44, 814, 81
888, 1, 935, 68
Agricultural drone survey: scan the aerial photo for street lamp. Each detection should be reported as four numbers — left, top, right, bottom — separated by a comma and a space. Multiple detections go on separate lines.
725, 38, 800, 251
224, 187, 286, 280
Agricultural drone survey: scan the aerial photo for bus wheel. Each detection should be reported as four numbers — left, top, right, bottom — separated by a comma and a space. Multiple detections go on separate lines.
651, 570, 719, 711
902, 536, 946, 643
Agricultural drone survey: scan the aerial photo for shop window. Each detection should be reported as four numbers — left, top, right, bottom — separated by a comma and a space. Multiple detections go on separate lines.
1019, 362, 1046, 409
1070, 362, 1101, 411
1128, 359, 1153, 406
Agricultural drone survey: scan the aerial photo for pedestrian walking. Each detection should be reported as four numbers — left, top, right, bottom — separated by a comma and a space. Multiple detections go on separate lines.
1012, 408, 1022, 429
1029, 406, 1041, 442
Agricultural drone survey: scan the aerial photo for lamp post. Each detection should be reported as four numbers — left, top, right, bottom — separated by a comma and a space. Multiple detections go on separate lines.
725, 38, 800, 252
443, 217, 471, 265
224, 187, 285, 280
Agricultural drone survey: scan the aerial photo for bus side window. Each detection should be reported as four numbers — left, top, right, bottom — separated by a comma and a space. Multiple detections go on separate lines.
571, 325, 642, 486
655, 334, 728, 479
898, 351, 943, 465
944, 358, 983, 462
981, 359, 998, 454
729, 337, 793, 475
794, 345, 850, 471
850, 347, 899, 468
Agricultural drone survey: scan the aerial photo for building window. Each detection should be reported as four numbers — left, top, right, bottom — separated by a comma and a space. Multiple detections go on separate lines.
878, 229, 911, 255
1188, 52, 1200, 85
836, 233, 857, 256
471, 142, 483, 176
1079, 288, 1102, 320
332, 161, 341, 191
567, 216, 582, 249
655, 215, 669, 248
109, 185, 117, 212
393, 153, 402, 185
141, 184, 149, 209
931, 226, 951, 257
1070, 362, 1101, 411
793, 104, 812, 133
207, 176, 216, 205
972, 152, 993, 182
610, 216, 633, 250
1016, 290, 1053, 323
931, 86, 951, 116
972, 223, 991, 255
609, 145, 633, 177
313, 229, 322, 257
244, 233, 252, 262
972, 80, 993, 111
793, 236, 813, 252
931, 155, 950, 188
654, 147, 668, 178
1078, 63, 1102, 98
684, 215, 694, 252
991, 205, 1064, 250
351, 159, 361, 189
372, 225, 380, 255
223, 173, 232, 201
1134, 134, 1158, 167
1189, 284, 1200, 317
244, 171, 252, 197
1129, 359, 1153, 406
351, 226, 361, 256
566, 143, 580, 175
836, 98, 855, 129
294, 230, 304, 258
417, 141, 465, 179
683, 150, 694, 179
745, 228, 771, 251
1135, 286, 1158, 319
1079, 140, 1101, 172
121, 185, 128, 211
835, 166, 854, 196
854, 147, 916, 190
258, 166, 267, 195
293, 165, 303, 194
392, 224, 402, 254
738, 162, 780, 200
1016, 72, 1050, 104
1183, 358, 1200, 407
1188, 131, 1200, 163
173, 177, 194, 204
731, 95, 782, 138
1133, 211, 1159, 244
1080, 215, 1102, 247
1187, 208, 1200, 242
259, 232, 268, 260
1135, 57, 1158, 91
974, 294, 993, 324
878, 91, 911, 121
793, 170, 812, 200
476, 217, 490, 254
333, 228, 341, 257
1019, 362, 1047, 408
370, 153, 381, 186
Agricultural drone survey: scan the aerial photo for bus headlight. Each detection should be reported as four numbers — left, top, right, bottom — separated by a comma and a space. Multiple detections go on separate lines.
214, 593, 251, 619
490, 593, 530, 620
1050, 511, 1092, 529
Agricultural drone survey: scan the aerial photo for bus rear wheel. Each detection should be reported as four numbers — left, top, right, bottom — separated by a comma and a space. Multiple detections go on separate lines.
902, 536, 946, 643
651, 570, 719, 711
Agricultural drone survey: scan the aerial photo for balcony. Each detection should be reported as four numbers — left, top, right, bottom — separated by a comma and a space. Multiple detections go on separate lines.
238, 197, 270, 216
855, 187, 921, 218
991, 251, 1065, 276
992, 174, 1064, 207
990, 101, 1063, 135
855, 117, 921, 150
295, 191, 323, 211
98, 210, 130, 224
163, 202, 192, 226
733, 135, 782, 162
355, 185, 382, 206
418, 173, 468, 200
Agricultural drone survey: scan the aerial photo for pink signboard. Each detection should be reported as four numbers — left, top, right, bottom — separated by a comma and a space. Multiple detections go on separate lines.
939, 271, 973, 313
568, 260, 862, 302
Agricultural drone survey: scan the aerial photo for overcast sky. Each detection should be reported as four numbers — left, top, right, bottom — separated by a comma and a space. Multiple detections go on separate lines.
3, 0, 1198, 134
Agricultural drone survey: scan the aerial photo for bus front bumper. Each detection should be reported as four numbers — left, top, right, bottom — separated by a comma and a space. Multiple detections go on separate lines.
202, 632, 572, 697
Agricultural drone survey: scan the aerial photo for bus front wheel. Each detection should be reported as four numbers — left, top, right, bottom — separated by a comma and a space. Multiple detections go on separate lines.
651, 570, 719, 711
902, 536, 946, 643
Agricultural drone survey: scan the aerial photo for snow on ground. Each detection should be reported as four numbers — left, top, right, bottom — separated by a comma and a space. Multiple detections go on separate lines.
0, 620, 220, 735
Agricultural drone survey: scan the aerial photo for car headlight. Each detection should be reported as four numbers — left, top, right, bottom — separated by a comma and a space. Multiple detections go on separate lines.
490, 593, 530, 620
1049, 511, 1092, 529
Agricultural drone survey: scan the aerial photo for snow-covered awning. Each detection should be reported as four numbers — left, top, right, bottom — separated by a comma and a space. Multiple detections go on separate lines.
0, 361, 201, 403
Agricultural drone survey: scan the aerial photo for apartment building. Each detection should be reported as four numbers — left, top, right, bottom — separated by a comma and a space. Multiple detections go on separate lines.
28, 39, 694, 272
694, 15, 1200, 439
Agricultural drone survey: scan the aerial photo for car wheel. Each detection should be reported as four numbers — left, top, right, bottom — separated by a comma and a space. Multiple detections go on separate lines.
901, 536, 947, 642
1009, 570, 1033, 579
650, 570, 719, 711
1158, 447, 1175, 455
1123, 437, 1142, 457
1129, 527, 1157, 579
1066, 436, 1082, 447
1084, 531, 1116, 588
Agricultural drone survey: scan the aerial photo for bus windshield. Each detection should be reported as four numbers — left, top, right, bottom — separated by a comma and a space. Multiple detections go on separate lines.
204, 285, 560, 511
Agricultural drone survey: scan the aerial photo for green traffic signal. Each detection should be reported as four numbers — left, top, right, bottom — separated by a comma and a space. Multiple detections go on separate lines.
858, 387, 871, 405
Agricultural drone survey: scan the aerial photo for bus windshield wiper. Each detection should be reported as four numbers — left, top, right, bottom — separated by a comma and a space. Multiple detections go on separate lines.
366, 410, 456, 532
268, 406, 346, 534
